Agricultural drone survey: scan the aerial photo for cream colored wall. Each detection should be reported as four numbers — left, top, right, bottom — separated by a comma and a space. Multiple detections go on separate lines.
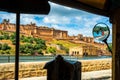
0, 59, 111, 79
69, 47, 83, 56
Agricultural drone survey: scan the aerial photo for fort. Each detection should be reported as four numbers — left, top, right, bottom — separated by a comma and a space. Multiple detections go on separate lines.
0, 19, 68, 40
0, 19, 94, 43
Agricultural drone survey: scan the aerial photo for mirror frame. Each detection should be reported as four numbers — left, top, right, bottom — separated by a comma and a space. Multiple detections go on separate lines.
92, 22, 110, 41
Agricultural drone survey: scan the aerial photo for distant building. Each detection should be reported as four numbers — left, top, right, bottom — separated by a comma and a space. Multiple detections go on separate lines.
83, 37, 94, 43
69, 46, 83, 56
69, 45, 101, 56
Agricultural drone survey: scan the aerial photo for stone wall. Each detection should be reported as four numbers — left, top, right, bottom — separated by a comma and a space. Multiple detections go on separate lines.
81, 59, 112, 72
0, 59, 111, 79
0, 62, 47, 79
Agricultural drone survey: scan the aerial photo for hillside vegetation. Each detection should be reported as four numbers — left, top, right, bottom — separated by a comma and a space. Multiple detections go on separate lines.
0, 31, 46, 55
0, 31, 81, 55
50, 39, 81, 48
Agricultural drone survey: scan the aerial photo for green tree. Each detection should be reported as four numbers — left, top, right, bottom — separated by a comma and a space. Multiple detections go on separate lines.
2, 43, 11, 50
34, 38, 46, 50
0, 43, 2, 49
0, 51, 5, 54
37, 49, 42, 54
21, 37, 28, 42
34, 44, 41, 50
11, 39, 16, 45
21, 36, 34, 43
0, 36, 4, 40
47, 47, 56, 55
20, 43, 34, 54
4, 33, 10, 39
10, 33, 16, 40
20, 45, 26, 53
27, 37, 34, 43
10, 33, 16, 45
64, 47, 69, 54
20, 35, 25, 41
5, 50, 10, 55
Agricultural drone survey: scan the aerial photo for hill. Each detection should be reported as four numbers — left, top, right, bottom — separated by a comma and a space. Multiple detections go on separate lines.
0, 30, 82, 55
0, 30, 111, 56
0, 31, 47, 55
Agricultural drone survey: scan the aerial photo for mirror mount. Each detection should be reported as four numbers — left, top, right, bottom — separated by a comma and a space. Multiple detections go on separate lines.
103, 38, 112, 54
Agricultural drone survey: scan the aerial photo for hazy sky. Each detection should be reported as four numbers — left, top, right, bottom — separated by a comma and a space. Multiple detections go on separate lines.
0, 2, 112, 43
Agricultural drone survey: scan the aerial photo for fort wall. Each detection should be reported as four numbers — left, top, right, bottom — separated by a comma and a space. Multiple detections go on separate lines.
0, 19, 94, 42
0, 19, 68, 40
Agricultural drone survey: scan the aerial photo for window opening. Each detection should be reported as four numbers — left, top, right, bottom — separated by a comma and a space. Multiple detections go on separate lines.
0, 2, 112, 80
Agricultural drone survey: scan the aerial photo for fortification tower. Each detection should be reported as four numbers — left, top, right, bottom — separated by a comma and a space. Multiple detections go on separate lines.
2, 19, 10, 30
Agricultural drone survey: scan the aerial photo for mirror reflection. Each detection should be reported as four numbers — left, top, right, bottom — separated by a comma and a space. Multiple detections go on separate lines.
93, 23, 110, 41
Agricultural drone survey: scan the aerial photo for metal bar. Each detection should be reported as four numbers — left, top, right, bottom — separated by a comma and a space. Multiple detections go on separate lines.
15, 12, 20, 80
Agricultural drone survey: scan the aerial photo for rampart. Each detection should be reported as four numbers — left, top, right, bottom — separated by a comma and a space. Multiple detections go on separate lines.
0, 58, 111, 79
0, 19, 95, 42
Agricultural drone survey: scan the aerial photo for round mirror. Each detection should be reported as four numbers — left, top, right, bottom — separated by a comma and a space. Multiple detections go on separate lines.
93, 23, 110, 41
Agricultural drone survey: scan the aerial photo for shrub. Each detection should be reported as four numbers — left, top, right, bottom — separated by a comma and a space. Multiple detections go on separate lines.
2, 43, 11, 50
47, 47, 56, 54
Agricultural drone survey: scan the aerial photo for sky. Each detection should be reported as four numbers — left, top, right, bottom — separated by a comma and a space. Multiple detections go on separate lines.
0, 2, 112, 43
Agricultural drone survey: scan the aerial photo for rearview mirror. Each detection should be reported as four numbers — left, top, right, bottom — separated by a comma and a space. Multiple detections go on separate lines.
92, 23, 112, 53
93, 23, 110, 41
